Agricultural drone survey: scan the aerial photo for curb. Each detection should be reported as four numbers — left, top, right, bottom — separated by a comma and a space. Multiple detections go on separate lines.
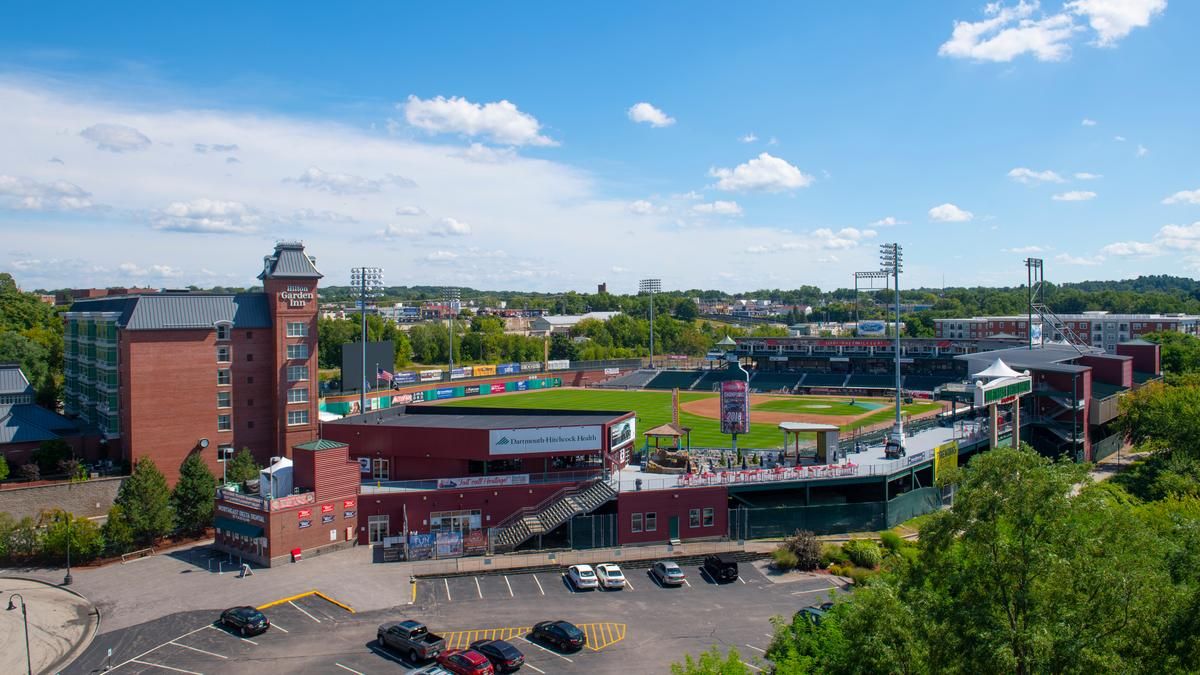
0, 575, 101, 675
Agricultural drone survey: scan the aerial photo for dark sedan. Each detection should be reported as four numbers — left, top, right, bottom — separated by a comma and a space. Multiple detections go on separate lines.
469, 639, 525, 672
530, 620, 586, 651
219, 606, 270, 636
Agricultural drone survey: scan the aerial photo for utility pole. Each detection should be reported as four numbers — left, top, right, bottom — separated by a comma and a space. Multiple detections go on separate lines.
351, 267, 384, 415
640, 278, 661, 368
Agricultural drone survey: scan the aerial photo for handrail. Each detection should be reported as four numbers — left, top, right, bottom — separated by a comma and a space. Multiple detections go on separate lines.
492, 480, 598, 533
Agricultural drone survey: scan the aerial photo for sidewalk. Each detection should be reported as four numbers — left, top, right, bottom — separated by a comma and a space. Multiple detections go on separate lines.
0, 577, 99, 675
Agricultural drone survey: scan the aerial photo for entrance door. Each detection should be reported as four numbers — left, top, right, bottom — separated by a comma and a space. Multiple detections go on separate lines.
668, 515, 680, 541
367, 515, 389, 545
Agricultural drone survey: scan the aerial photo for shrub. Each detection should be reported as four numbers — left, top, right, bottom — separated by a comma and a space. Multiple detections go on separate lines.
845, 565, 876, 587
828, 563, 845, 577
42, 511, 104, 562
101, 505, 135, 556
785, 529, 823, 571
879, 531, 903, 552
18, 463, 40, 482
844, 539, 883, 569
32, 438, 72, 474
0, 454, 8, 481
821, 543, 849, 567
772, 547, 799, 571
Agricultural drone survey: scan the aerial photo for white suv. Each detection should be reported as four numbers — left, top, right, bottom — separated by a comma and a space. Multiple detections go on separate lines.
595, 563, 626, 589
566, 564, 599, 590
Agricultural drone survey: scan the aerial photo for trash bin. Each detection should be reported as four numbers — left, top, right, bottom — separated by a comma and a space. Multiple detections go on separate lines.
291, 548, 302, 563
635, 478, 642, 491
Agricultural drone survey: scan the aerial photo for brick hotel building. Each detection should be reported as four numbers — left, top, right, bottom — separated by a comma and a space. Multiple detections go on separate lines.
63, 242, 322, 483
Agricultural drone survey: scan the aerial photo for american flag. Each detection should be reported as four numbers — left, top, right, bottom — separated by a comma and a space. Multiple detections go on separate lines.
377, 367, 394, 382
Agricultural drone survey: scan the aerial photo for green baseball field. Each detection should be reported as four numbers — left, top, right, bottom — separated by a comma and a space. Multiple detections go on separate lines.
438, 388, 943, 449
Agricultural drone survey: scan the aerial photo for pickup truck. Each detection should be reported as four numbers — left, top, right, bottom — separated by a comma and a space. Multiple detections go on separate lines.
378, 620, 446, 662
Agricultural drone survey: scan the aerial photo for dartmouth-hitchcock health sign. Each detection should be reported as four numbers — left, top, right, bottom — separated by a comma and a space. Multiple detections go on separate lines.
488, 426, 603, 455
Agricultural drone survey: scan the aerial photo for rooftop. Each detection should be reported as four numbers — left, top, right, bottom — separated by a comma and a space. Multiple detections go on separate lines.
294, 439, 348, 451
956, 344, 1102, 374
0, 403, 82, 444
325, 405, 630, 430
67, 293, 272, 330
0, 364, 33, 397
258, 241, 322, 280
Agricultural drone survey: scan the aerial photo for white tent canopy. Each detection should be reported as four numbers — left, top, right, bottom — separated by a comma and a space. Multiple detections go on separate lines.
972, 358, 1024, 380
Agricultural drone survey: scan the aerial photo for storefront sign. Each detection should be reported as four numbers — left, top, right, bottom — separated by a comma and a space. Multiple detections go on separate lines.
488, 425, 603, 456
321, 504, 335, 513
270, 492, 315, 511
720, 379, 750, 435
218, 490, 265, 510
343, 499, 356, 509
298, 519, 312, 529
297, 509, 311, 519
322, 514, 335, 524
279, 284, 314, 308
436, 474, 530, 489
609, 418, 635, 450
216, 504, 266, 524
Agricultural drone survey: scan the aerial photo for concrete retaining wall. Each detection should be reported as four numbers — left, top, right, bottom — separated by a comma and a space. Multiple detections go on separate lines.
0, 477, 124, 520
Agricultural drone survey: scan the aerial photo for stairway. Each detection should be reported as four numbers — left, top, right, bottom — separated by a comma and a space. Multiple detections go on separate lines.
490, 479, 618, 554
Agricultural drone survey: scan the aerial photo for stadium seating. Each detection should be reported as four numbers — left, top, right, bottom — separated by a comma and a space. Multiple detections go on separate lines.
694, 369, 751, 390
800, 373, 850, 387
846, 374, 895, 389
595, 369, 660, 389
645, 370, 702, 390
750, 372, 802, 392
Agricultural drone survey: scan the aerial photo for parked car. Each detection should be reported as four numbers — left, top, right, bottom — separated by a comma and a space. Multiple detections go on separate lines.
795, 606, 827, 626
436, 649, 495, 675
651, 560, 686, 586
219, 606, 270, 636
530, 620, 587, 651
413, 668, 453, 675
703, 553, 740, 583
378, 620, 446, 662
595, 563, 626, 589
566, 564, 599, 590
469, 639, 525, 672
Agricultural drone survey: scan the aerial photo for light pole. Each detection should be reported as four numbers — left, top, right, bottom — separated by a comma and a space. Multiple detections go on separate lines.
351, 267, 384, 416
880, 243, 904, 455
7, 593, 31, 675
64, 514, 72, 586
443, 287, 461, 376
639, 278, 661, 368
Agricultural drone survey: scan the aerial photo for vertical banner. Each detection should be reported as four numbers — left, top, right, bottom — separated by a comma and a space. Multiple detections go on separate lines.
435, 531, 464, 558
720, 379, 750, 434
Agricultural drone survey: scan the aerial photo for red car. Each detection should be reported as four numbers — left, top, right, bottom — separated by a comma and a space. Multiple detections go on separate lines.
436, 649, 495, 675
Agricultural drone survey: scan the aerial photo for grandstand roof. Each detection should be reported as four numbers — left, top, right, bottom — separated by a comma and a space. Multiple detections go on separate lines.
955, 345, 1096, 374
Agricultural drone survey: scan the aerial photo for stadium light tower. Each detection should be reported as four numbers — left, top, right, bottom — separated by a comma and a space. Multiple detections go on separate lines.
880, 243, 904, 456
639, 278, 662, 368
351, 266, 384, 416
443, 287, 461, 374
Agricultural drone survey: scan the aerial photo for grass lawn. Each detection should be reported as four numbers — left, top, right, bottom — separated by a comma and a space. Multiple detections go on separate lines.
844, 402, 945, 432
754, 397, 888, 416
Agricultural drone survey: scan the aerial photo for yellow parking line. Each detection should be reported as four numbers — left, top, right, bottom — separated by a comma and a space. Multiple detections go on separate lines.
258, 591, 315, 610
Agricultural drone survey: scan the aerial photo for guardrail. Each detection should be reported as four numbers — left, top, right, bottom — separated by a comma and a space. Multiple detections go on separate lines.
361, 469, 604, 494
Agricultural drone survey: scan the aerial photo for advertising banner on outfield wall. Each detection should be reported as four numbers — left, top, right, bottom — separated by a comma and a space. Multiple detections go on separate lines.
420, 369, 443, 382
546, 359, 570, 371
720, 380, 750, 435
491, 383, 507, 394
473, 364, 497, 377
498, 363, 521, 374
521, 361, 543, 372
395, 371, 417, 384
488, 425, 603, 456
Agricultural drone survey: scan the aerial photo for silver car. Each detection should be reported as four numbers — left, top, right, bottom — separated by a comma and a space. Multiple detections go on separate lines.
651, 560, 686, 586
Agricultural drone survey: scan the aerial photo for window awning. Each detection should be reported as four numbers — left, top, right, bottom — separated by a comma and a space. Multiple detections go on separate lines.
215, 517, 264, 538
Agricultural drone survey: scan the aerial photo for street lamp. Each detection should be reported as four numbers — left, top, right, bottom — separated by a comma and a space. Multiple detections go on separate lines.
880, 243, 904, 456
443, 287, 461, 375
64, 514, 72, 586
639, 278, 661, 368
351, 267, 385, 416
7, 593, 31, 675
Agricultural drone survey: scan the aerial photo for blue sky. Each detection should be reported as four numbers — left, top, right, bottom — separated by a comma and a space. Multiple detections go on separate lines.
0, 1, 1195, 293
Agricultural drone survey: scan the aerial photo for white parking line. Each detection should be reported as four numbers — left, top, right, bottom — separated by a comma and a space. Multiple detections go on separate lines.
625, 578, 635, 591
745, 644, 766, 653
533, 574, 545, 595
516, 636, 574, 663
648, 572, 664, 588
763, 633, 774, 639
504, 575, 514, 597
131, 660, 202, 674
445, 578, 452, 602
475, 576, 483, 599
268, 622, 289, 633
170, 641, 228, 659
739, 576, 747, 584
525, 663, 547, 674
741, 660, 764, 672
683, 578, 692, 587
205, 625, 258, 645
289, 600, 322, 623
106, 624, 213, 672
334, 664, 365, 674
790, 588, 833, 596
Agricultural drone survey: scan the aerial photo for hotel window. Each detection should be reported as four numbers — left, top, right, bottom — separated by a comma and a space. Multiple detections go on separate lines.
631, 513, 643, 533
217, 391, 231, 408
287, 388, 309, 404
287, 344, 309, 360
287, 409, 309, 426
287, 365, 309, 382
216, 346, 230, 362
703, 508, 714, 527
217, 414, 232, 432
644, 512, 657, 531
217, 369, 231, 385
287, 322, 307, 338
216, 325, 230, 341
689, 509, 701, 528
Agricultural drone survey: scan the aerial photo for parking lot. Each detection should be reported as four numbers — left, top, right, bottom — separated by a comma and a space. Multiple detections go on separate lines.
66, 560, 845, 674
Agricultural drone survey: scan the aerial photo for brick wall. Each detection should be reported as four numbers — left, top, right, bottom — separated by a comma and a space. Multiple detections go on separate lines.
0, 477, 124, 520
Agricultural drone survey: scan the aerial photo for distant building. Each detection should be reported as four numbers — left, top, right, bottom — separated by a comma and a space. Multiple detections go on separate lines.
0, 363, 86, 467
597, 282, 607, 294
934, 312, 1200, 353
55, 286, 156, 306
530, 311, 622, 336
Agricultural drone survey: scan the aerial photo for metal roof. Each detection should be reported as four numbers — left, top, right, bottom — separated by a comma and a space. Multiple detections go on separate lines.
69, 293, 272, 330
955, 344, 1097, 375
328, 405, 627, 430
0, 404, 81, 444
0, 364, 33, 396
258, 241, 323, 280
294, 439, 348, 451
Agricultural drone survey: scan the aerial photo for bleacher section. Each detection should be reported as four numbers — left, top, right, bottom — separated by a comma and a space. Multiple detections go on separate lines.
903, 375, 961, 391
694, 369, 751, 390
800, 373, 849, 388
595, 369, 660, 389
750, 372, 802, 392
845, 374, 896, 389
645, 370, 702, 390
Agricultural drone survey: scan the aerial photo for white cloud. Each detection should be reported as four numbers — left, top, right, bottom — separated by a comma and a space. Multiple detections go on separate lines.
811, 227, 877, 250
1065, 0, 1166, 46
869, 216, 906, 227
1052, 190, 1097, 201
938, 2, 1077, 62
424, 250, 459, 263
1101, 240, 1159, 257
153, 199, 260, 234
286, 167, 414, 194
691, 200, 742, 216
1137, 144, 1149, 157
739, 133, 758, 143
710, 152, 813, 192
1156, 222, 1200, 251
402, 95, 556, 146
1055, 252, 1104, 265
1162, 188, 1200, 205
457, 142, 518, 164
745, 245, 771, 254
628, 199, 663, 215
118, 262, 183, 278
627, 102, 676, 128
294, 208, 356, 223
429, 216, 472, 237
80, 123, 151, 152
1113, 135, 1127, 142
1008, 167, 1066, 184
611, 266, 628, 273
1074, 172, 1102, 180
929, 203, 974, 222
0, 175, 93, 210
395, 205, 425, 216
377, 224, 420, 240
1003, 245, 1046, 253
194, 143, 239, 153
1081, 118, 1097, 126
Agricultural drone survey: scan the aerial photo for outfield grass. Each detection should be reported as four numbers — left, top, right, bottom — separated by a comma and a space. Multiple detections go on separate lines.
753, 397, 886, 416
844, 402, 944, 432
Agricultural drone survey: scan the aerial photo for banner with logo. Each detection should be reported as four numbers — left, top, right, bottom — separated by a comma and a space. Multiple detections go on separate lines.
408, 533, 435, 560
435, 531, 464, 558
436, 474, 530, 489
489, 425, 603, 456
419, 369, 443, 382
546, 359, 570, 371
498, 363, 521, 375
463, 529, 488, 555
464, 384, 480, 396
490, 383, 507, 394
473, 364, 497, 377
720, 379, 750, 435
857, 320, 887, 337
609, 418, 635, 450
395, 371, 417, 384
604, 367, 620, 376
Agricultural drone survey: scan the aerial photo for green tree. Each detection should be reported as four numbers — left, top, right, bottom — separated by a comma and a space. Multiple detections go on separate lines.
172, 453, 217, 535
101, 505, 135, 555
113, 458, 173, 545
226, 448, 262, 483
1120, 381, 1200, 459
32, 438, 73, 474
671, 646, 752, 674
42, 510, 104, 562
0, 454, 8, 481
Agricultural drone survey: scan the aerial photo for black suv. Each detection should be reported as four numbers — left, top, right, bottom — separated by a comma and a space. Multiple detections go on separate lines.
703, 553, 740, 582
220, 606, 270, 636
